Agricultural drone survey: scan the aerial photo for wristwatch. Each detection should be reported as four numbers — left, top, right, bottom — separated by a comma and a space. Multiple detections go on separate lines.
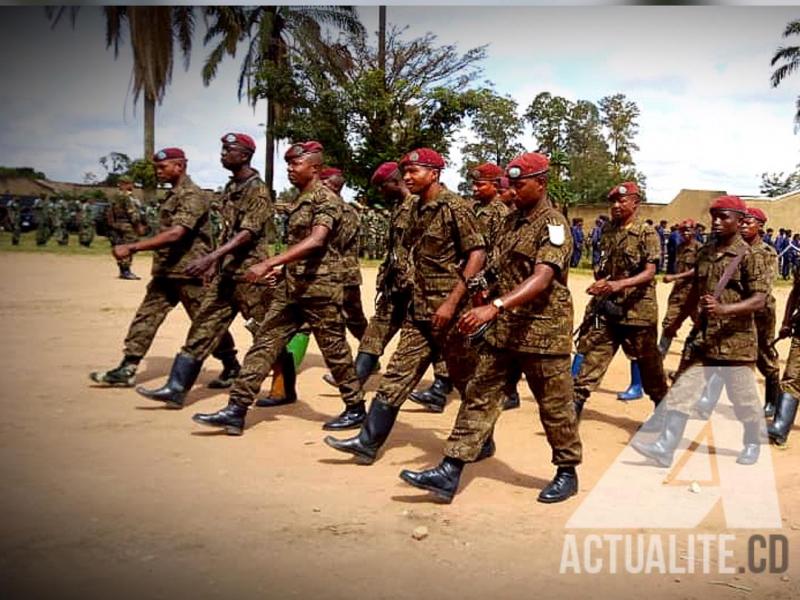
491, 297, 505, 313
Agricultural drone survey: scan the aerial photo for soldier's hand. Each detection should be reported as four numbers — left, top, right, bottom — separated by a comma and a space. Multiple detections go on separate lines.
244, 259, 278, 284
663, 274, 674, 284
458, 305, 498, 335
588, 278, 613, 296
779, 325, 793, 339
700, 294, 725, 317
432, 300, 456, 331
112, 244, 131, 260
185, 254, 215, 278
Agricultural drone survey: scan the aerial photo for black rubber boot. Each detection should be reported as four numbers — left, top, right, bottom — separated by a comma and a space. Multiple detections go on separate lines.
736, 420, 763, 465
409, 375, 452, 413
639, 402, 666, 433
768, 392, 799, 446
255, 350, 297, 408
632, 410, 689, 467
537, 466, 579, 504
502, 391, 521, 411
135, 352, 202, 408
207, 353, 241, 389
573, 395, 586, 420
764, 376, 780, 419
192, 401, 248, 435
323, 402, 367, 431
119, 267, 140, 280
323, 352, 380, 387
399, 457, 464, 503
695, 372, 724, 420
89, 355, 140, 387
657, 334, 674, 357
475, 435, 496, 462
323, 399, 399, 464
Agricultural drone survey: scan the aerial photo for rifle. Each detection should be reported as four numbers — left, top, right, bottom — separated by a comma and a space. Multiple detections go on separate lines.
457, 267, 498, 345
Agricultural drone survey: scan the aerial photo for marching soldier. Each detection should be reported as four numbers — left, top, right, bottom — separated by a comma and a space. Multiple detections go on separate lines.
191, 140, 367, 434
768, 244, 800, 446
324, 147, 486, 465
107, 176, 142, 279
572, 182, 667, 431
741, 208, 781, 417
136, 133, 277, 409
399, 152, 581, 503
90, 147, 240, 388
658, 219, 701, 355
633, 196, 770, 466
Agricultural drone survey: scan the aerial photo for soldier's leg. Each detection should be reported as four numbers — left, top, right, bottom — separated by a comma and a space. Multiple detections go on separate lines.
439, 320, 478, 400
722, 364, 765, 464
621, 325, 669, 430
120, 230, 140, 278
343, 284, 368, 341
526, 354, 582, 502
179, 281, 240, 388
91, 277, 177, 386
193, 298, 300, 435
755, 308, 781, 417
573, 321, 620, 415
12, 223, 20, 245
324, 320, 435, 463
304, 296, 367, 430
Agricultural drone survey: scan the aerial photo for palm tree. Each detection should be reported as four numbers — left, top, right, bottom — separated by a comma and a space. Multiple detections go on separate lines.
202, 6, 364, 193
48, 7, 195, 202
771, 19, 800, 131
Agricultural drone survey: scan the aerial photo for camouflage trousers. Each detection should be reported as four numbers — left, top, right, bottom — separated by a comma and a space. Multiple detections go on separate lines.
374, 313, 477, 408
667, 356, 762, 425
574, 321, 668, 404
182, 275, 271, 361
109, 226, 139, 270
359, 291, 410, 356
781, 336, 800, 398
10, 222, 21, 245
123, 276, 237, 362
343, 284, 368, 341
661, 285, 692, 337
755, 304, 781, 384
446, 349, 580, 465
229, 281, 362, 408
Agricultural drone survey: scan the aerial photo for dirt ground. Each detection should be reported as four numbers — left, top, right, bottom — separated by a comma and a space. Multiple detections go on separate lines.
0, 251, 798, 599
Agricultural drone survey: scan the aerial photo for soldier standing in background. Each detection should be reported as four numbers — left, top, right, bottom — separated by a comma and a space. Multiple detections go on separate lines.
78, 196, 95, 247
496, 176, 516, 208
35, 196, 50, 245
399, 152, 581, 504
55, 197, 70, 245
741, 207, 781, 417
90, 147, 240, 388
658, 219, 701, 356
571, 218, 585, 268
324, 147, 486, 465
107, 176, 143, 279
6, 197, 21, 245
572, 182, 667, 431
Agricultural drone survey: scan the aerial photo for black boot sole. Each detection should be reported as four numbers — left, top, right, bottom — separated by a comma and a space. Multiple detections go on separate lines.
537, 486, 578, 504
407, 395, 445, 413
254, 396, 297, 408
631, 441, 672, 467
323, 436, 376, 464
398, 471, 455, 503
321, 416, 366, 431
191, 415, 243, 436
768, 432, 788, 446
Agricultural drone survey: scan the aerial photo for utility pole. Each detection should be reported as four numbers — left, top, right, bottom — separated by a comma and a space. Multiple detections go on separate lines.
378, 6, 386, 86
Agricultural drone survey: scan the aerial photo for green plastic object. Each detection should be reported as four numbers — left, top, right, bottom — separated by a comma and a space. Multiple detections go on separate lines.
286, 332, 310, 369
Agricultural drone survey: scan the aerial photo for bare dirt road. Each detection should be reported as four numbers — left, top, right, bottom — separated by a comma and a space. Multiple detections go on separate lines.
0, 252, 797, 599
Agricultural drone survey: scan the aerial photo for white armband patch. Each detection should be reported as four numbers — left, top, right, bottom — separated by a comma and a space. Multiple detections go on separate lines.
547, 224, 565, 246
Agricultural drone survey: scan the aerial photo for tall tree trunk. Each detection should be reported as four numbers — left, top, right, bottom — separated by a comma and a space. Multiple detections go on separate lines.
265, 101, 275, 196
143, 92, 156, 204
378, 6, 386, 79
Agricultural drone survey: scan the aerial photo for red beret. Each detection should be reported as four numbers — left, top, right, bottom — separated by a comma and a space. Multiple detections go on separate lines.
319, 167, 343, 180
746, 207, 767, 223
506, 152, 549, 180
153, 147, 185, 162
497, 177, 510, 190
709, 195, 747, 214
608, 181, 641, 199
399, 148, 445, 169
470, 163, 504, 181
220, 132, 256, 152
370, 162, 400, 187
679, 219, 697, 229
284, 141, 324, 160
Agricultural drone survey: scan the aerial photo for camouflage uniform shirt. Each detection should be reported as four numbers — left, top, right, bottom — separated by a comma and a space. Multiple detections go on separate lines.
473, 195, 510, 255
151, 175, 214, 279
690, 234, 771, 362
406, 187, 485, 320
751, 238, 778, 316
285, 180, 342, 299
595, 217, 661, 326
376, 193, 416, 294
486, 202, 573, 355
109, 192, 141, 229
337, 201, 362, 287
218, 171, 275, 278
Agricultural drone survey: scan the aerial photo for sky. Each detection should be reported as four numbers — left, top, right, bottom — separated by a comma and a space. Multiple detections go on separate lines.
0, 5, 798, 203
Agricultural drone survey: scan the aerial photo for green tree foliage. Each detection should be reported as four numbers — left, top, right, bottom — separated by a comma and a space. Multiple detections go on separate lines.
261, 26, 486, 201
770, 19, 800, 131
458, 88, 525, 194
99, 151, 132, 185
598, 93, 640, 172
760, 168, 800, 196
127, 159, 157, 190
0, 166, 47, 180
